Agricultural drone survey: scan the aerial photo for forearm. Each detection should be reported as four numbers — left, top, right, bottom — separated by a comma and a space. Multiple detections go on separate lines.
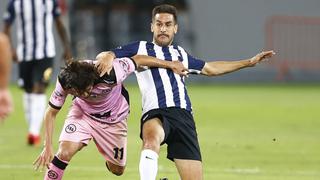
0, 34, 11, 88
43, 107, 58, 146
132, 55, 172, 68
55, 19, 70, 50
202, 59, 251, 76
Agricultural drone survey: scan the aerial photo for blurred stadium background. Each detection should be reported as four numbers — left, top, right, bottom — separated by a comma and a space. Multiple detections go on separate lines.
0, 0, 319, 180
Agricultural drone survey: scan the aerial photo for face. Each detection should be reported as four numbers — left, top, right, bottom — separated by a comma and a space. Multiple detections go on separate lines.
151, 13, 178, 46
66, 85, 93, 98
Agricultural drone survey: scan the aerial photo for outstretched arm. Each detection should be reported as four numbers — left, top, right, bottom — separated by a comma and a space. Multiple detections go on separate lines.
201, 51, 275, 76
33, 106, 59, 171
131, 55, 188, 76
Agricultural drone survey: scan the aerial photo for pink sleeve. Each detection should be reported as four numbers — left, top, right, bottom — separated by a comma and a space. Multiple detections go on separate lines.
48, 80, 68, 109
113, 57, 136, 83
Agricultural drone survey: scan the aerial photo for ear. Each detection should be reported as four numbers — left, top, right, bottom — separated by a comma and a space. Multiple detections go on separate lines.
174, 24, 178, 34
151, 22, 154, 33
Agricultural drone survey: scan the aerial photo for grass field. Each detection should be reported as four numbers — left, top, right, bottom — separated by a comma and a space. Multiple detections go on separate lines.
0, 84, 319, 180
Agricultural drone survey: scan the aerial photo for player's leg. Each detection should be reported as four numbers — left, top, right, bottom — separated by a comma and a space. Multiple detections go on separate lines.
174, 159, 203, 180
166, 108, 203, 180
105, 161, 125, 176
44, 141, 85, 180
44, 107, 92, 179
18, 61, 36, 145
91, 119, 128, 176
140, 117, 165, 180
28, 58, 53, 146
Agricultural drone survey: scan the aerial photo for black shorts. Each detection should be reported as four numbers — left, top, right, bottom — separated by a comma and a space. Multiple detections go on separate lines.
18, 58, 53, 92
140, 107, 202, 161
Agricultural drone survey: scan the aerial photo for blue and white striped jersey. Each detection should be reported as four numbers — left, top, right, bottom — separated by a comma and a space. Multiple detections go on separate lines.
3, 0, 61, 62
113, 41, 206, 114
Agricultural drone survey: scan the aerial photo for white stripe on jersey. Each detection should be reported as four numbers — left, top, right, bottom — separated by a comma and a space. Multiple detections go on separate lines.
136, 41, 159, 112
169, 46, 187, 109
135, 41, 191, 114
11, 0, 57, 62
154, 45, 175, 107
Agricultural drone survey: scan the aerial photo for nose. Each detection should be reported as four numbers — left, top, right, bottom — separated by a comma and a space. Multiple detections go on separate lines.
160, 25, 166, 32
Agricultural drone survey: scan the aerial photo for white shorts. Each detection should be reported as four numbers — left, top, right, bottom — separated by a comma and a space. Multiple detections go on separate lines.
59, 106, 128, 166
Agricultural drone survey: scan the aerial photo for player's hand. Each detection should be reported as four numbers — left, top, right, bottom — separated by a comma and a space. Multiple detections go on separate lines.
249, 50, 275, 66
33, 145, 54, 171
0, 88, 13, 122
95, 51, 115, 77
170, 61, 188, 76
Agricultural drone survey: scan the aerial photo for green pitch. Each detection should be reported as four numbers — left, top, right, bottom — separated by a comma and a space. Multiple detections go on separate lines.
0, 84, 319, 180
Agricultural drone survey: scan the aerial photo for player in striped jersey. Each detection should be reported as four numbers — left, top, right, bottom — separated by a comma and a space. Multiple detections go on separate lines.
96, 4, 275, 180
3, 0, 72, 146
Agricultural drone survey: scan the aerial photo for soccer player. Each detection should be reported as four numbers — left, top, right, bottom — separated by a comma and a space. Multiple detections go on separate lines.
0, 33, 13, 121
33, 55, 186, 180
95, 4, 275, 180
3, 0, 72, 145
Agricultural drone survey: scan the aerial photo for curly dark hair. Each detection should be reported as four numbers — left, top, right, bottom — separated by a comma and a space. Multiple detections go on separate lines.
58, 61, 99, 94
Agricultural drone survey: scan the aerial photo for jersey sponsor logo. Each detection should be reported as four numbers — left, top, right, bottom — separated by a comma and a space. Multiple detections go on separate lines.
47, 170, 58, 179
65, 124, 76, 133
119, 59, 130, 73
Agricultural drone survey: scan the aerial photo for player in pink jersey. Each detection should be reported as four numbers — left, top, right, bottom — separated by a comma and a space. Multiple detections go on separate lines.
33, 55, 187, 180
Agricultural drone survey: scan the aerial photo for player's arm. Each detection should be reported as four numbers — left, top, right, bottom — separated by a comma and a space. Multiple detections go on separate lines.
131, 55, 188, 76
0, 33, 13, 121
201, 51, 275, 76
33, 106, 59, 170
3, 22, 17, 62
55, 17, 72, 61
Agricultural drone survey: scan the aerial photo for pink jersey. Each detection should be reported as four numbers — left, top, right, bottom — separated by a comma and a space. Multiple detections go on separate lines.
49, 58, 136, 124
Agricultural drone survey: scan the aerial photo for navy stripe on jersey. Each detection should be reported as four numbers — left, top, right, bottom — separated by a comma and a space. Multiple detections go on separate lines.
4, 0, 16, 24
20, 0, 27, 60
52, 0, 61, 18
113, 41, 139, 57
31, 0, 37, 59
146, 42, 167, 108
112, 41, 205, 113
162, 46, 180, 107
173, 45, 192, 111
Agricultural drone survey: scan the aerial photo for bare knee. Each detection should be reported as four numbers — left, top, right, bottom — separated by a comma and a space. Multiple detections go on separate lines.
56, 141, 83, 162
142, 118, 164, 153
106, 161, 125, 176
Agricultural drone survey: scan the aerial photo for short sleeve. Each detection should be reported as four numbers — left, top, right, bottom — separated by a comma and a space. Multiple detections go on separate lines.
187, 54, 206, 73
113, 57, 137, 83
176, 45, 205, 74
48, 80, 68, 109
3, 0, 16, 25
52, 0, 61, 18
112, 41, 140, 58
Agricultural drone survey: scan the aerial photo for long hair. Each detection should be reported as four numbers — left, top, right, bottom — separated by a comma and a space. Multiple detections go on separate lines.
58, 61, 99, 93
